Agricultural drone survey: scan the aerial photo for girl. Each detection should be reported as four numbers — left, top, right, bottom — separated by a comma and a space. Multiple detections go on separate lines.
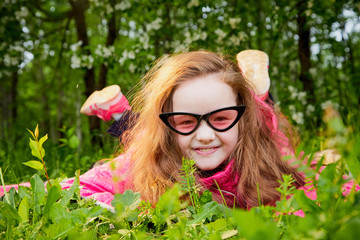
3, 50, 353, 211
63, 50, 305, 208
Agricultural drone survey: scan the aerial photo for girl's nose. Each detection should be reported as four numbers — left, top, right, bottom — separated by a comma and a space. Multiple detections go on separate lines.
195, 121, 215, 142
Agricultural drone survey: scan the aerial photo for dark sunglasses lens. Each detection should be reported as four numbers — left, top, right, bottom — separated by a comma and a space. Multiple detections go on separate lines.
209, 109, 239, 130
168, 115, 198, 134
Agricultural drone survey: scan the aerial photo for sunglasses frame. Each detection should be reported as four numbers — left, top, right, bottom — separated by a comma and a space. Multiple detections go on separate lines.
159, 105, 246, 135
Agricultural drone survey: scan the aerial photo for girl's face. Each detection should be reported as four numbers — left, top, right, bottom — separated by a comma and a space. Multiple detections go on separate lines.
172, 73, 239, 171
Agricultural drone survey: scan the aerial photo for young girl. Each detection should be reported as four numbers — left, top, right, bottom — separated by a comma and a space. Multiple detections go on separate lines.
62, 50, 306, 209
2, 50, 355, 212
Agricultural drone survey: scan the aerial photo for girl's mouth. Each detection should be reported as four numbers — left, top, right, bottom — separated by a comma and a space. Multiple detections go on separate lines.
193, 147, 218, 155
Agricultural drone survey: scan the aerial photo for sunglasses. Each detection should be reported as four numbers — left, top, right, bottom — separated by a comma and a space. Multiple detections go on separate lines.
159, 105, 246, 135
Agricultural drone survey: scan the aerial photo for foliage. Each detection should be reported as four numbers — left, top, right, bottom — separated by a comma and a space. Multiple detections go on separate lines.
1, 121, 360, 239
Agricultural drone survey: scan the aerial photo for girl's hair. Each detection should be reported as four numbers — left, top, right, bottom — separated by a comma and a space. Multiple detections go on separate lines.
123, 51, 304, 207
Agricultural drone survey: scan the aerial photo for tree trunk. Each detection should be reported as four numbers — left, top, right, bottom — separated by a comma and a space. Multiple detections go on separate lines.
69, 0, 101, 145
296, 0, 314, 99
99, 12, 117, 89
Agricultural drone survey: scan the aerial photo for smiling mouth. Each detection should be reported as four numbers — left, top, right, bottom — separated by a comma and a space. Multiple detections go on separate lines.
193, 147, 218, 154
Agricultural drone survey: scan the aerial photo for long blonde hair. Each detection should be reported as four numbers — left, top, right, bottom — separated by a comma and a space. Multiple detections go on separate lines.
122, 51, 304, 207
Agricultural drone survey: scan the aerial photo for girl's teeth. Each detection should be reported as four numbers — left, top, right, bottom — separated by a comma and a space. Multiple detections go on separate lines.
199, 148, 214, 152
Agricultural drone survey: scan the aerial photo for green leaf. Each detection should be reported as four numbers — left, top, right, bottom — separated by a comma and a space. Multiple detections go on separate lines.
45, 219, 74, 239
0, 201, 21, 222
60, 176, 80, 207
68, 135, 80, 149
30, 174, 46, 221
18, 186, 32, 201
188, 201, 220, 225
345, 135, 360, 180
38, 134, 48, 156
49, 202, 71, 223
18, 196, 29, 223
34, 124, 39, 138
44, 184, 62, 219
199, 190, 213, 205
27, 128, 35, 139
23, 160, 45, 174
29, 138, 44, 160
7, 187, 17, 209
205, 218, 228, 232
231, 208, 278, 240
294, 189, 320, 213
112, 189, 141, 211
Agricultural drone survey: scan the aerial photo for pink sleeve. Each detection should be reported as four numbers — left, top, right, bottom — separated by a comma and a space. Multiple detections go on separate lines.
1, 182, 31, 196
61, 154, 132, 205
1, 154, 132, 206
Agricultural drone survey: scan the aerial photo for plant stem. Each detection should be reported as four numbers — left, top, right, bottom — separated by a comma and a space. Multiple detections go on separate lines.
35, 141, 51, 187
0, 167, 10, 204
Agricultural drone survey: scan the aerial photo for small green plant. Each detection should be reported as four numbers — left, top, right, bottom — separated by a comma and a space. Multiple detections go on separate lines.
24, 125, 51, 186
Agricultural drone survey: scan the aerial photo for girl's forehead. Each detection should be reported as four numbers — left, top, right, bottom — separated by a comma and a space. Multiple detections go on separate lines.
172, 73, 237, 113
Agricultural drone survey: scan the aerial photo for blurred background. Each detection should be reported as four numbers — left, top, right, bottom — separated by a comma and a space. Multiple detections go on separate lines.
1, 0, 359, 183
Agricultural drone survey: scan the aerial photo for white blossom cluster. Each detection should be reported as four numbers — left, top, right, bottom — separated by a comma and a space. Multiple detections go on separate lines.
3, 54, 20, 67
289, 105, 304, 125
287, 85, 311, 125
95, 44, 115, 58
170, 40, 187, 53
139, 33, 150, 50
70, 54, 94, 69
118, 50, 135, 65
15, 7, 29, 21
187, 0, 200, 8
321, 100, 339, 111
288, 85, 307, 105
229, 18, 241, 29
70, 41, 83, 52
184, 30, 207, 45
115, 0, 131, 11
228, 32, 247, 46
214, 28, 227, 43
146, 18, 162, 32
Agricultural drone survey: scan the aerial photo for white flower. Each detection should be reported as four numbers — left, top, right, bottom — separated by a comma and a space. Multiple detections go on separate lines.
139, 34, 150, 50
70, 41, 83, 52
289, 60, 298, 72
15, 7, 29, 20
146, 18, 162, 31
238, 32, 247, 41
95, 44, 102, 56
129, 63, 136, 73
115, 0, 131, 11
188, 0, 199, 8
81, 55, 94, 69
288, 105, 296, 112
297, 91, 307, 104
229, 35, 241, 46
71, 55, 81, 69
290, 91, 298, 99
105, 4, 113, 14
292, 112, 304, 125
127, 51, 135, 59
103, 46, 112, 58
200, 32, 207, 40
3, 54, 19, 67
215, 29, 227, 39
306, 104, 315, 116
229, 18, 241, 29
214, 28, 227, 42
